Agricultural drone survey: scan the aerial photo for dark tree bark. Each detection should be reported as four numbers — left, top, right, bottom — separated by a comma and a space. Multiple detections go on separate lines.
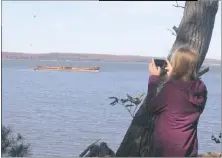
116, 1, 219, 157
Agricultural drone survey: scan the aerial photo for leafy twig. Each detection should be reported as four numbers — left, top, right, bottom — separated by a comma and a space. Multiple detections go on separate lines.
109, 93, 145, 118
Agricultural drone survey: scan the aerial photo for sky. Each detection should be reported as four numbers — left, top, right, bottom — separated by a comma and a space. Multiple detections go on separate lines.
2, 1, 221, 59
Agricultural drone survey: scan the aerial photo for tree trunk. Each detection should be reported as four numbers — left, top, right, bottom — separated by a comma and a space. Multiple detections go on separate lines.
116, 1, 219, 157
168, 0, 219, 72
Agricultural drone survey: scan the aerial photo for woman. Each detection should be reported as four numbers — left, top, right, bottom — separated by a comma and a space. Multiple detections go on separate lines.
148, 48, 208, 157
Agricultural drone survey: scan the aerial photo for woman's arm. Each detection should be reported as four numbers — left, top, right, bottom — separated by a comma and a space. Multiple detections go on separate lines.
187, 80, 208, 113
146, 59, 169, 114
200, 89, 207, 113
147, 75, 160, 97
146, 75, 167, 114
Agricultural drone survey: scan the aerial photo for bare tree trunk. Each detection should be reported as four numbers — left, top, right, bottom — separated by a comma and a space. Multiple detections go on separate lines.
116, 1, 219, 156
168, 0, 219, 73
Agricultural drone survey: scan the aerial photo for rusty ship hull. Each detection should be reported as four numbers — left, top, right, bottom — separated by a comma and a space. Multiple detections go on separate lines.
34, 66, 100, 72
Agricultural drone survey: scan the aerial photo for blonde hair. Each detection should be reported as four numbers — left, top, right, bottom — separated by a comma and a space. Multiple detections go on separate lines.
170, 48, 199, 81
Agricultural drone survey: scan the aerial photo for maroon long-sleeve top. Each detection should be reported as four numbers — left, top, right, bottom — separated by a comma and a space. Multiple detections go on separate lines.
147, 75, 207, 157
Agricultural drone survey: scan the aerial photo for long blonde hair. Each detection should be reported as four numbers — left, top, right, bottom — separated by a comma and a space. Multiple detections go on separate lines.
170, 48, 199, 81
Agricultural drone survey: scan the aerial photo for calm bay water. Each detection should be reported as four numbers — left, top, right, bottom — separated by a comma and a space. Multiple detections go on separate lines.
2, 59, 221, 156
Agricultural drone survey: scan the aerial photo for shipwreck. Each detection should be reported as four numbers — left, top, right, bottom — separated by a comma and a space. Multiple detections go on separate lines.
34, 66, 100, 72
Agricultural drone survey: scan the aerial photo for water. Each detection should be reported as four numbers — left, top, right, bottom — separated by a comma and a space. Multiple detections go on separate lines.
2, 59, 221, 156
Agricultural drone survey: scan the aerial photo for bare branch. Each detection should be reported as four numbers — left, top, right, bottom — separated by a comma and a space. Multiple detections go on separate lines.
198, 67, 209, 77
79, 138, 101, 157
167, 28, 176, 36
172, 26, 178, 34
121, 103, 134, 118
173, 1, 185, 9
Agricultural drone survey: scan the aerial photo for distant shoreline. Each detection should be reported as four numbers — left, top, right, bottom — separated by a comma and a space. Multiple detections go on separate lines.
2, 52, 221, 64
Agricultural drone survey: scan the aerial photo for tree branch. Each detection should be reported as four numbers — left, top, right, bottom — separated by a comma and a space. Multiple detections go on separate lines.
167, 26, 179, 36
198, 67, 210, 77
167, 28, 176, 36
79, 138, 101, 157
121, 103, 134, 118
173, 1, 185, 9
172, 26, 178, 34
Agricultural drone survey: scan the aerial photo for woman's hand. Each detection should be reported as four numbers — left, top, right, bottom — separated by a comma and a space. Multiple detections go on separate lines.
149, 58, 161, 76
165, 59, 173, 79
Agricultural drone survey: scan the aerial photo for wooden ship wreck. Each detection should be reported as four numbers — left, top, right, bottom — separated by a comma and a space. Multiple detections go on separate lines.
34, 66, 100, 72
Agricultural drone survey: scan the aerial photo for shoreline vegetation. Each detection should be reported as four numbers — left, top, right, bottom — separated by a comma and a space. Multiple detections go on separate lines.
2, 52, 221, 64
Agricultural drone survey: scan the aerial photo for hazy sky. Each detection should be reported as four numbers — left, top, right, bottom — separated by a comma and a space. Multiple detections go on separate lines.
2, 1, 221, 59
